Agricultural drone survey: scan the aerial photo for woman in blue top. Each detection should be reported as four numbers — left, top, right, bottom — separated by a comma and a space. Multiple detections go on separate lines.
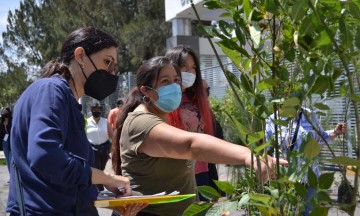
7, 27, 146, 216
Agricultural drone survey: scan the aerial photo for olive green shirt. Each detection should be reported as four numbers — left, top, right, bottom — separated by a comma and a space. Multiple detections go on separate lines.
120, 112, 196, 216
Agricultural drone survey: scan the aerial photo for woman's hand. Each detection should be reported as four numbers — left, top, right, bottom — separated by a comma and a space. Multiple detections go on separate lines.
246, 155, 288, 183
114, 203, 149, 216
103, 174, 132, 196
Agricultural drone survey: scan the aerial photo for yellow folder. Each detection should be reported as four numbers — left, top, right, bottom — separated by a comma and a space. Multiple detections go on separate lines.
94, 194, 196, 208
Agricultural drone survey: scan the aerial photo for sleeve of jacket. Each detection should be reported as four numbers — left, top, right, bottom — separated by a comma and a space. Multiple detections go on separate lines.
27, 81, 92, 188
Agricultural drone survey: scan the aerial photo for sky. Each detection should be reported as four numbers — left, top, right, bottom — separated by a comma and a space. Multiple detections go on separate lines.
0, 0, 21, 43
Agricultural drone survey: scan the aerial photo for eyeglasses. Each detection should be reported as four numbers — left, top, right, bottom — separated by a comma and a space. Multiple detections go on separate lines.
105, 58, 117, 74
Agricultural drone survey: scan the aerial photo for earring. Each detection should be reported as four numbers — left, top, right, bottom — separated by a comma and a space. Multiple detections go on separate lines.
80, 64, 84, 69
143, 96, 151, 104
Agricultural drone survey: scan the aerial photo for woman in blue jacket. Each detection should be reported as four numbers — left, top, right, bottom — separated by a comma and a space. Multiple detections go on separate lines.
7, 27, 146, 216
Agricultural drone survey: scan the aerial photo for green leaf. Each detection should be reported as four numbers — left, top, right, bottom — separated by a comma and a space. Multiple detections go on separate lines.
203, 1, 222, 9
257, 80, 273, 91
240, 73, 254, 93
217, 39, 250, 57
283, 22, 294, 40
348, 93, 360, 102
248, 193, 273, 204
356, 28, 360, 50
299, 13, 318, 35
264, 0, 279, 15
283, 97, 300, 108
328, 156, 360, 166
233, 118, 251, 135
276, 66, 289, 81
243, 0, 251, 18
218, 43, 243, 71
348, 2, 360, 20
319, 172, 334, 190
248, 131, 265, 145
314, 30, 331, 48
313, 103, 330, 110
224, 69, 241, 89
250, 56, 260, 76
339, 85, 349, 97
273, 119, 289, 127
292, 0, 307, 22
280, 107, 297, 117
218, 20, 233, 37
317, 191, 332, 204
332, 67, 342, 81
253, 142, 270, 154
310, 75, 329, 95
304, 138, 320, 160
213, 180, 237, 194
309, 206, 328, 216
249, 23, 261, 49
239, 194, 250, 206
235, 25, 246, 46
257, 205, 277, 215
198, 186, 222, 200
219, 12, 231, 18
339, 16, 353, 49
182, 203, 212, 216
285, 48, 296, 62
269, 188, 279, 199
294, 182, 307, 198
249, 9, 265, 22
205, 201, 237, 215
308, 167, 318, 188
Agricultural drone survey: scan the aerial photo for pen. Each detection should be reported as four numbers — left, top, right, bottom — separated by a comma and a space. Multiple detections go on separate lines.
118, 184, 140, 193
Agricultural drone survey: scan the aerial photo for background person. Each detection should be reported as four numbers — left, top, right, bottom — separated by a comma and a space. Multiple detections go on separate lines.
7, 27, 146, 216
165, 46, 219, 201
265, 107, 347, 215
86, 101, 113, 191
108, 98, 123, 131
112, 56, 288, 216
266, 107, 347, 176
0, 107, 12, 174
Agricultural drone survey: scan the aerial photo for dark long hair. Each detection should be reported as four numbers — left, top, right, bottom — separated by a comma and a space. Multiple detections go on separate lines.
111, 56, 172, 175
165, 45, 214, 136
41, 27, 118, 80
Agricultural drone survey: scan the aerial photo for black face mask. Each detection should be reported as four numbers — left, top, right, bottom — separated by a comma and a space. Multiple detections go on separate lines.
81, 56, 118, 101
92, 111, 101, 118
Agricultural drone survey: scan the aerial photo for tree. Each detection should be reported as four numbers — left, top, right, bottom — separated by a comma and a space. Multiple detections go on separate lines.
0, 0, 171, 106
0, 62, 31, 107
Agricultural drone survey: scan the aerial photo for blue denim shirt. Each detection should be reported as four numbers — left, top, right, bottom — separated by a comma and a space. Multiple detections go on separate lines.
265, 108, 332, 178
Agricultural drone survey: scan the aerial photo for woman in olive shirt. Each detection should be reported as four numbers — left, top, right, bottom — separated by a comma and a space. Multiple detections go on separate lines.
112, 56, 288, 216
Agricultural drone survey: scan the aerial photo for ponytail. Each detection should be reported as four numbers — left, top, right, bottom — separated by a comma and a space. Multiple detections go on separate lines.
41, 59, 72, 80
111, 87, 143, 175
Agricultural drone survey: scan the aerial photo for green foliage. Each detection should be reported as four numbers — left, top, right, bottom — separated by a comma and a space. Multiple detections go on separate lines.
191, 0, 360, 214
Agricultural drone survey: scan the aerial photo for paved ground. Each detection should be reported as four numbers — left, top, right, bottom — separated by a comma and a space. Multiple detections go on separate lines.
0, 162, 359, 216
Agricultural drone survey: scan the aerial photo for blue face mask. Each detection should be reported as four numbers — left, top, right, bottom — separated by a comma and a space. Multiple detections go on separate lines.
150, 83, 182, 113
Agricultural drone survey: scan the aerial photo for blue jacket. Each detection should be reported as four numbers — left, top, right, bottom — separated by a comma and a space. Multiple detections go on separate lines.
7, 75, 98, 215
